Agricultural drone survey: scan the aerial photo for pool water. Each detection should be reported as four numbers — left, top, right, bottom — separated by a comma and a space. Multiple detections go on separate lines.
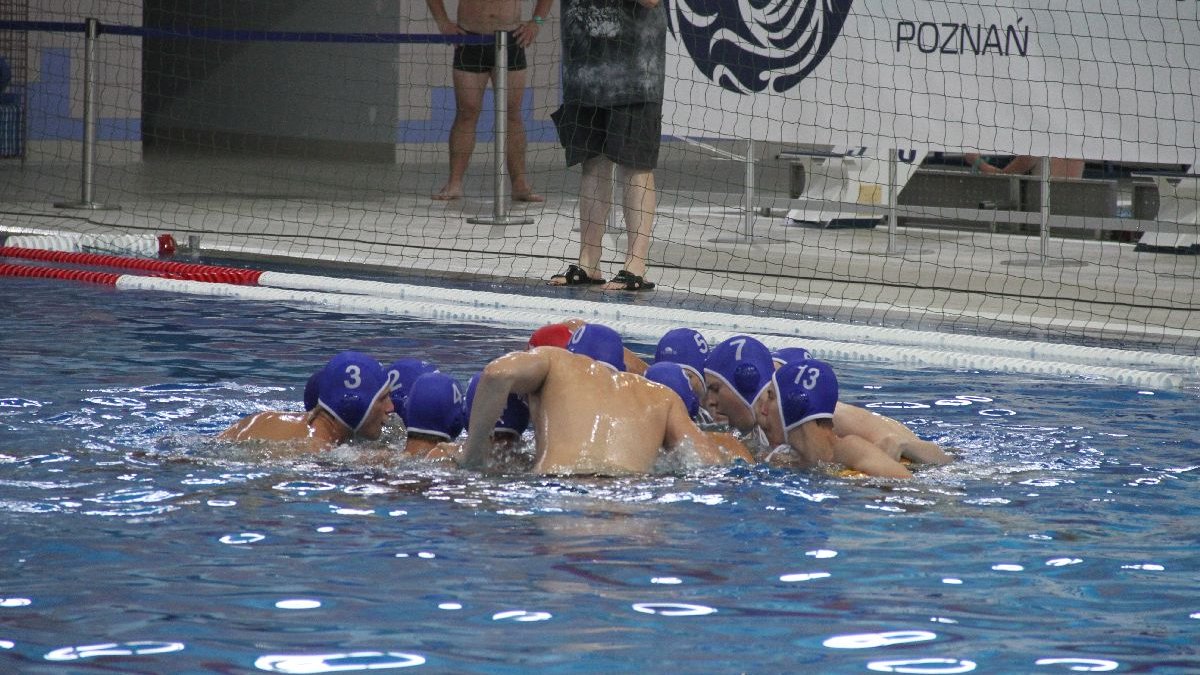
2, 278, 1199, 673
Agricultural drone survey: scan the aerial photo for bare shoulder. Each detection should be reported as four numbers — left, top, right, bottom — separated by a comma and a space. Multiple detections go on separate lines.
219, 411, 309, 443
835, 401, 911, 434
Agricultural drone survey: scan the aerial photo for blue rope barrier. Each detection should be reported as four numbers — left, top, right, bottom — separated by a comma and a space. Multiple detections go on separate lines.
0, 19, 493, 44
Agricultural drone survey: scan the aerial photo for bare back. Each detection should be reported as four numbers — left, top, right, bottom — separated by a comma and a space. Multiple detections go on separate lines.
454, 0, 523, 33
529, 354, 677, 474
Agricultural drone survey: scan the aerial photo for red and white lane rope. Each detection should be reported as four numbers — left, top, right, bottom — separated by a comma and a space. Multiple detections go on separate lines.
1, 246, 1192, 389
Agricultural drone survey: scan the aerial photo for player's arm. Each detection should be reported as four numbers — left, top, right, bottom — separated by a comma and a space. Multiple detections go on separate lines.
704, 430, 754, 463
461, 350, 550, 468
424, 0, 461, 34
425, 441, 466, 463
664, 398, 734, 465
896, 439, 953, 465
835, 435, 913, 479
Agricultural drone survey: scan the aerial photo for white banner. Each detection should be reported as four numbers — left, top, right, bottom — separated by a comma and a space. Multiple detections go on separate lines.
663, 0, 1200, 164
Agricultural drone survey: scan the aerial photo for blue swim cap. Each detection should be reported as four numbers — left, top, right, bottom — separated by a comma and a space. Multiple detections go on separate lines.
644, 361, 700, 420
704, 335, 774, 411
303, 368, 322, 411
386, 358, 439, 424
317, 351, 391, 432
771, 346, 814, 368
654, 327, 709, 382
403, 372, 466, 441
773, 358, 838, 432
465, 372, 531, 436
566, 323, 626, 372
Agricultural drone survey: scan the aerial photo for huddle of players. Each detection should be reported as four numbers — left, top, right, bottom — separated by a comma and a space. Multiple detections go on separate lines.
221, 321, 951, 478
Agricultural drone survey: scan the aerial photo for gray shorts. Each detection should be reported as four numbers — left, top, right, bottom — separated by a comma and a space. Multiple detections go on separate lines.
551, 102, 663, 170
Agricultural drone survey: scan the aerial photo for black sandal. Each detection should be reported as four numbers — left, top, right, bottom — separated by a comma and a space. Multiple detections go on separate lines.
549, 263, 605, 286
606, 269, 656, 292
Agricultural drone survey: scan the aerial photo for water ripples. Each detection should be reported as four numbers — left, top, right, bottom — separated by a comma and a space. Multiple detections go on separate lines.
255, 652, 426, 673
3, 284, 1198, 672
44, 641, 186, 661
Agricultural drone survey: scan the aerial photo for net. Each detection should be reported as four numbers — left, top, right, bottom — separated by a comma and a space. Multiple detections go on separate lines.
0, 1, 1197, 355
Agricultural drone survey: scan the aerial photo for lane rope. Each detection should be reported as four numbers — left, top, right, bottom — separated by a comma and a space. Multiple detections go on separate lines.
2, 248, 1193, 389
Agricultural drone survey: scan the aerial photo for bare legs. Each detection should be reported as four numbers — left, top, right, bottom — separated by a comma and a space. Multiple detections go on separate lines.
505, 69, 541, 202
615, 162, 655, 285
433, 68, 541, 202
549, 155, 654, 288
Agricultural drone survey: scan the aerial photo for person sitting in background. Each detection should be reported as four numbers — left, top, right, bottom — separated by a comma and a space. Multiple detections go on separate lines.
963, 153, 1084, 179
219, 351, 394, 453
460, 323, 740, 474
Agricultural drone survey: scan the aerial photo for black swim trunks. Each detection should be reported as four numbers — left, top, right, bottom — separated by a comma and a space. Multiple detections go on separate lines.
453, 31, 528, 73
551, 102, 663, 171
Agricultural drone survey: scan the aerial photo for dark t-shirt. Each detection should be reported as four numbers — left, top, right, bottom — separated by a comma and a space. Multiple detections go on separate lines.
561, 0, 666, 108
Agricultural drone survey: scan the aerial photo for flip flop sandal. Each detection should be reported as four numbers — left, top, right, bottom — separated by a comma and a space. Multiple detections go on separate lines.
549, 264, 606, 286
607, 269, 656, 291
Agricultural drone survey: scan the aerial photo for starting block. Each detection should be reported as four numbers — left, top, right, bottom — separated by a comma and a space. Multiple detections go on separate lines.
1132, 172, 1200, 254
779, 146, 926, 228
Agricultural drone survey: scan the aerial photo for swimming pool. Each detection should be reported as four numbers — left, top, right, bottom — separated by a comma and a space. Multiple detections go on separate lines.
2, 277, 1199, 673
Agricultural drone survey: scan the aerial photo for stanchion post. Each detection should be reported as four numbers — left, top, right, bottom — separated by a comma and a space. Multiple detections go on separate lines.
887, 148, 898, 254
1039, 155, 1050, 260
742, 138, 756, 237
467, 30, 532, 226
609, 164, 620, 232
55, 17, 118, 211
706, 138, 758, 244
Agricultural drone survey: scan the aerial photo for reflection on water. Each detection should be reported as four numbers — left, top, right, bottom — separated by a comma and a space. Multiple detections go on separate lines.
254, 652, 426, 673
1, 279, 1198, 671
44, 641, 187, 662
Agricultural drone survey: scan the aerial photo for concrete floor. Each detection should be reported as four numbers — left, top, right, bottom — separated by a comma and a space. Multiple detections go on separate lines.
1, 146, 1197, 356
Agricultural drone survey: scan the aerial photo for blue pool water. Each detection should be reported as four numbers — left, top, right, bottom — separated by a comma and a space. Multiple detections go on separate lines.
2, 278, 1199, 673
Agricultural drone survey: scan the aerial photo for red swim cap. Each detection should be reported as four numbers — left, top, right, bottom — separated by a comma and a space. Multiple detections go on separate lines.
528, 323, 573, 349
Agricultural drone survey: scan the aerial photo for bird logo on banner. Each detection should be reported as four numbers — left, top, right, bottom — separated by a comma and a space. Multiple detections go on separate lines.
667, 0, 854, 94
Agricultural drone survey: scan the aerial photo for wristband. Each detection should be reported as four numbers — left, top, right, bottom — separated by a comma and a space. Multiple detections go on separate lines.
532, 15, 544, 25
971, 156, 987, 172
